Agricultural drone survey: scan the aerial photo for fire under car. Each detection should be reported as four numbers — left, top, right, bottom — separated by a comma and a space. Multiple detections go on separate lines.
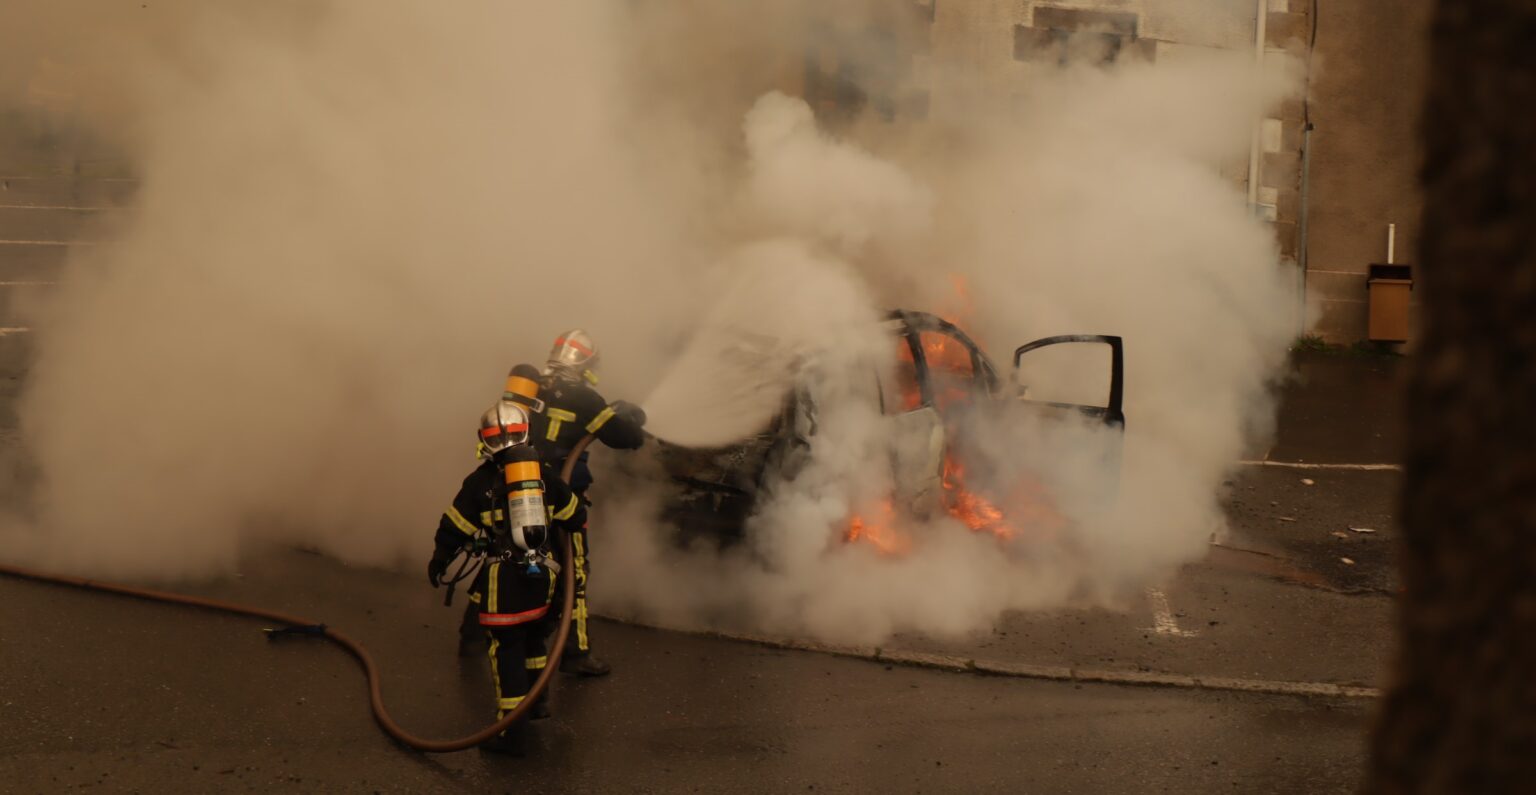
654, 309, 1125, 546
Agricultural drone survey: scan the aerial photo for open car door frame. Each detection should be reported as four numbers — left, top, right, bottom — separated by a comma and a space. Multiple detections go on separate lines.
1012, 334, 1125, 430
1013, 334, 1126, 504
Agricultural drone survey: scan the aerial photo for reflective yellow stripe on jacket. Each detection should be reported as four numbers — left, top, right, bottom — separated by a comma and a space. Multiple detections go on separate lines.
585, 406, 616, 434
446, 506, 478, 537
546, 408, 577, 441
552, 493, 580, 522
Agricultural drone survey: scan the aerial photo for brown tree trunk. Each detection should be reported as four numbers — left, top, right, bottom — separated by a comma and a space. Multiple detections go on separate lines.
1367, 1, 1536, 792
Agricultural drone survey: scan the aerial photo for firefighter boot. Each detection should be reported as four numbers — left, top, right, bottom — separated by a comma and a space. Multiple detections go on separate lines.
559, 653, 611, 677
479, 724, 529, 757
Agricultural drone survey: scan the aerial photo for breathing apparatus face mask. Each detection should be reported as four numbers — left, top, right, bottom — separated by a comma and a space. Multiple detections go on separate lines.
477, 401, 548, 556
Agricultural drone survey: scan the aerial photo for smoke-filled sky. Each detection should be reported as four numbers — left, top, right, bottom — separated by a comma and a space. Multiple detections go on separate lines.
0, 2, 1297, 643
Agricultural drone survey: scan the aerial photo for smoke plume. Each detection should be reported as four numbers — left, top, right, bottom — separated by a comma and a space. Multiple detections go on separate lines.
1, 2, 1298, 645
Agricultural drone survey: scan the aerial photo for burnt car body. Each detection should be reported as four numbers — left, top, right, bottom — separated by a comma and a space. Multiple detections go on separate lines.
656, 310, 1125, 542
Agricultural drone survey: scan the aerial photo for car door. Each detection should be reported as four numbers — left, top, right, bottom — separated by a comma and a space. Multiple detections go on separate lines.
885, 310, 1039, 519
878, 320, 946, 518
1011, 334, 1126, 501
1012, 335, 1124, 427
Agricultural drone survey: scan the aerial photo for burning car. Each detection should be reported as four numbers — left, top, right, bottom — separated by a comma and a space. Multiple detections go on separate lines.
655, 309, 1125, 547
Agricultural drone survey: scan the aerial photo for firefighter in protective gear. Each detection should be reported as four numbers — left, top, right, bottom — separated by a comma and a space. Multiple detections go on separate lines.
534, 329, 647, 677
427, 400, 585, 755
456, 363, 552, 655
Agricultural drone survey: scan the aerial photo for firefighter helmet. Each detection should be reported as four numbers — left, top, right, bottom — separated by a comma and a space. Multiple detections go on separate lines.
478, 400, 531, 457
545, 329, 600, 383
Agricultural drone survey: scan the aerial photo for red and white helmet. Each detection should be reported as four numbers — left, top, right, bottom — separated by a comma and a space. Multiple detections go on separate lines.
545, 329, 600, 383
477, 400, 531, 457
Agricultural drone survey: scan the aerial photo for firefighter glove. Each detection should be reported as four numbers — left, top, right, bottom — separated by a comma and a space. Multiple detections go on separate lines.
612, 400, 647, 427
427, 555, 449, 588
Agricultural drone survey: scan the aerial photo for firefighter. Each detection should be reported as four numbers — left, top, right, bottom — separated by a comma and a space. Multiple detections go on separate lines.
427, 399, 585, 755
454, 363, 551, 657
532, 329, 647, 677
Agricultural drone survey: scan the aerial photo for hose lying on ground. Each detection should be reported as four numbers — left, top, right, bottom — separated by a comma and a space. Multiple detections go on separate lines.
0, 435, 596, 754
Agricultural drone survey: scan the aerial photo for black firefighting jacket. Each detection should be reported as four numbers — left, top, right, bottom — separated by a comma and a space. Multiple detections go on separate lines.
530, 376, 645, 492
432, 459, 585, 563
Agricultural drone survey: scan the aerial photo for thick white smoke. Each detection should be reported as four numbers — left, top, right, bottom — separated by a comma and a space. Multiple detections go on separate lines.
1, 3, 1297, 647
0, 3, 699, 576
642, 90, 932, 447
598, 56, 1299, 642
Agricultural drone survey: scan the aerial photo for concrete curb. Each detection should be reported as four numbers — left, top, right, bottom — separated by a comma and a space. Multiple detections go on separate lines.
601, 617, 1381, 700
1237, 459, 1403, 472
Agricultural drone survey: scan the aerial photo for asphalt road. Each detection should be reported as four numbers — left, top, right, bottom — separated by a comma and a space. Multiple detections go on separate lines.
1, 552, 1371, 794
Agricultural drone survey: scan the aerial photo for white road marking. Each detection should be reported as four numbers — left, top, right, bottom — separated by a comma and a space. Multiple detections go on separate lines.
0, 239, 99, 246
0, 327, 33, 336
1146, 587, 1199, 637
1237, 460, 1402, 472
0, 281, 59, 286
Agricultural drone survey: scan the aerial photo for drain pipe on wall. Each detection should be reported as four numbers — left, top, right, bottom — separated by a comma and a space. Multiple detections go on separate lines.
1297, 123, 1314, 336
1246, 0, 1268, 209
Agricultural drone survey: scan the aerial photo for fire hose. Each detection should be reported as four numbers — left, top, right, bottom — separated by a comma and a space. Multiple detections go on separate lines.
0, 434, 597, 754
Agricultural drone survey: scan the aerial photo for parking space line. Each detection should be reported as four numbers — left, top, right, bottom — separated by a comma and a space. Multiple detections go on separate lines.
1146, 588, 1199, 637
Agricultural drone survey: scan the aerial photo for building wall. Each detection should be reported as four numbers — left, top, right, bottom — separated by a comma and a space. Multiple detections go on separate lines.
11, 2, 1433, 345
1303, 0, 1432, 342
911, 0, 1429, 343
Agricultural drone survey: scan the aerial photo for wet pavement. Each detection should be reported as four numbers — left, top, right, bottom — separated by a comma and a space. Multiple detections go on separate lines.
0, 339, 1405, 792
1222, 466, 1400, 595
883, 552, 1394, 689
1265, 352, 1406, 466
1, 552, 1371, 794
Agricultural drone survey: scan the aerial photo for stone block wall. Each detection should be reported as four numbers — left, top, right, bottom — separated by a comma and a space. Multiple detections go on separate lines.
911, 0, 1430, 344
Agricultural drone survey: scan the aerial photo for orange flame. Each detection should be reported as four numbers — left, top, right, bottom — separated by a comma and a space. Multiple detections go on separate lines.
941, 453, 1011, 538
842, 276, 1064, 553
843, 453, 1063, 553
844, 499, 910, 555
920, 330, 974, 411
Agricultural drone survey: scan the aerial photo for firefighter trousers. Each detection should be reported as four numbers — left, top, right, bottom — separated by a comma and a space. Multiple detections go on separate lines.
561, 523, 592, 658
459, 541, 587, 653
471, 560, 556, 719
462, 529, 590, 661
